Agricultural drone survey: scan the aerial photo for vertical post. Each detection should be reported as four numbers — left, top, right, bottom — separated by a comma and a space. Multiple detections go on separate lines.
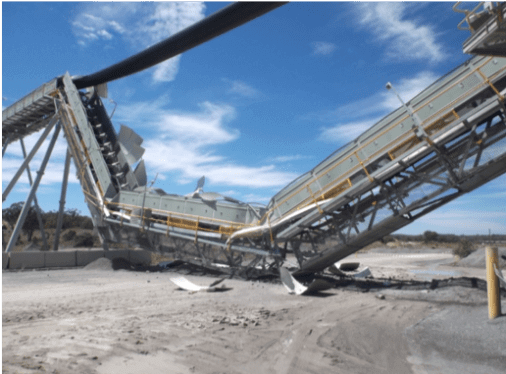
486, 246, 501, 319
20, 139, 49, 251
5, 124, 61, 253
53, 149, 72, 251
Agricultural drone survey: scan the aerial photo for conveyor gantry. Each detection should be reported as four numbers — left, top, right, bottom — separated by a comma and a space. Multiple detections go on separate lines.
454, 2, 506, 57
3, 4, 506, 277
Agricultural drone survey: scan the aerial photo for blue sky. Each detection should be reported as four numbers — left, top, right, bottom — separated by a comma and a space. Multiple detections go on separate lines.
2, 2, 505, 235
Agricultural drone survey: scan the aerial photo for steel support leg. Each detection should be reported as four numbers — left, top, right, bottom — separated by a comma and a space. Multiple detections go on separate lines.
20, 139, 48, 251
2, 117, 58, 201
53, 149, 72, 251
5, 124, 61, 253
2, 136, 11, 157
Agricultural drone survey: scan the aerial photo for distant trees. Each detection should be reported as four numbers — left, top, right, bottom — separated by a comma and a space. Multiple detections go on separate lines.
423, 231, 439, 243
2, 202, 95, 239
2, 202, 39, 241
383, 232, 505, 244
2, 202, 24, 226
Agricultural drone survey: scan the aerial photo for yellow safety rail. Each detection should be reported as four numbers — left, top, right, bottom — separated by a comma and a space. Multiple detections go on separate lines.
105, 200, 251, 237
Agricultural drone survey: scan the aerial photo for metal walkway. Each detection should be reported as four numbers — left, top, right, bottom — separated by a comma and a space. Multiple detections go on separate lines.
3, 4, 506, 277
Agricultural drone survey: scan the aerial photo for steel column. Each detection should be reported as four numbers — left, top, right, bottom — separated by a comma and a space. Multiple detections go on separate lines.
2, 117, 58, 201
5, 124, 61, 253
20, 138, 48, 251
52, 149, 72, 251
2, 136, 11, 156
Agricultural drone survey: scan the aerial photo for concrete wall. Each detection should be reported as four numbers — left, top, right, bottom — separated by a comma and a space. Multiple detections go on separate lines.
45, 251, 77, 268
9, 252, 45, 269
130, 250, 152, 266
3, 253, 9, 269
76, 250, 105, 267
3, 249, 153, 270
104, 250, 130, 261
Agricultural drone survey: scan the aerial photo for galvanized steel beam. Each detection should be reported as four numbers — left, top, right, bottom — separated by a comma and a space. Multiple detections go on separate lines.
2, 116, 58, 202
5, 124, 61, 253
52, 149, 72, 251
20, 138, 48, 251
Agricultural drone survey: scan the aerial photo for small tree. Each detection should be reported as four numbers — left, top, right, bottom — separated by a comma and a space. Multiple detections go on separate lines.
423, 230, 439, 243
23, 206, 40, 242
453, 238, 475, 258
62, 230, 77, 241
73, 232, 94, 248
2, 202, 42, 242
2, 202, 23, 226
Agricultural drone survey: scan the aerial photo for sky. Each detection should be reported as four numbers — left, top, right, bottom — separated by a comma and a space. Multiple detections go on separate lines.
2, 2, 505, 236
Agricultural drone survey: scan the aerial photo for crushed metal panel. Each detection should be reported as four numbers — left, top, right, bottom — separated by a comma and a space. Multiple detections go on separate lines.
169, 276, 226, 292
133, 159, 147, 187
118, 124, 145, 165
327, 265, 346, 276
279, 268, 333, 295
353, 267, 372, 278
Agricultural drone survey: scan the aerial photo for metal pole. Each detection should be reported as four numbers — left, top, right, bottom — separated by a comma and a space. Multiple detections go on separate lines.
2, 136, 11, 157
5, 124, 61, 253
2, 117, 58, 201
385, 82, 426, 136
20, 139, 49, 251
53, 149, 72, 251
486, 246, 501, 319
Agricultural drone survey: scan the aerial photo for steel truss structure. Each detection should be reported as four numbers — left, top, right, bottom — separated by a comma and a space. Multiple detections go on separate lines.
2, 3, 506, 277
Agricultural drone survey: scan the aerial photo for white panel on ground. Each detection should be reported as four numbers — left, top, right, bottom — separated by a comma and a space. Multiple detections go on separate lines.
353, 267, 372, 278
169, 276, 226, 292
327, 264, 346, 276
279, 267, 333, 295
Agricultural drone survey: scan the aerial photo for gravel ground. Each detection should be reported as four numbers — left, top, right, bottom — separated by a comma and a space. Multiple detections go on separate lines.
3, 247, 506, 374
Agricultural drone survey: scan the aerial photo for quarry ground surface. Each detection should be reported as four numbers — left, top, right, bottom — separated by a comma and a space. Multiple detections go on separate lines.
2, 245, 506, 374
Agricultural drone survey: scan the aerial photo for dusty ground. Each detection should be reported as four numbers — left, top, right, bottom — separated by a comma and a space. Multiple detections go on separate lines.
3, 246, 506, 374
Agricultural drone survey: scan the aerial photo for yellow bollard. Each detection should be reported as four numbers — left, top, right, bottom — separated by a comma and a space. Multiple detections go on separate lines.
486, 246, 501, 319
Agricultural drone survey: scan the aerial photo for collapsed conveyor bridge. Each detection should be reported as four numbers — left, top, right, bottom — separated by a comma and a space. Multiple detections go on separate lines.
3, 2, 506, 277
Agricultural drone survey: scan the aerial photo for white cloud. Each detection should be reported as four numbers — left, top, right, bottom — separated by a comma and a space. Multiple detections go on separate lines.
317, 71, 439, 143
2, 129, 79, 188
71, 2, 206, 82
124, 100, 239, 146
97, 29, 113, 40
225, 79, 260, 98
311, 41, 336, 56
319, 120, 377, 143
152, 56, 182, 83
269, 155, 311, 163
115, 99, 298, 189
108, 20, 126, 34
355, 2, 447, 63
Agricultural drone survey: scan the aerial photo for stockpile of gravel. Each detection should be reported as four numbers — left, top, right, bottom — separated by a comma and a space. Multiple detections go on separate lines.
457, 247, 506, 268
83, 257, 134, 271
84, 257, 114, 270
